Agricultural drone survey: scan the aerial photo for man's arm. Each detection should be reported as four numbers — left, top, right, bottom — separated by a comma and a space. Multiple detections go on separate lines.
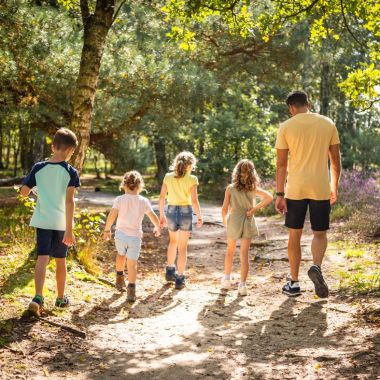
63, 187, 75, 246
275, 149, 289, 214
329, 144, 341, 205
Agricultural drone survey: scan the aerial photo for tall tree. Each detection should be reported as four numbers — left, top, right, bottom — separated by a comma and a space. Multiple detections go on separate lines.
58, 0, 128, 170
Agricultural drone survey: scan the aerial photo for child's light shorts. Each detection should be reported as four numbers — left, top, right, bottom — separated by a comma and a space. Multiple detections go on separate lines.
114, 230, 142, 260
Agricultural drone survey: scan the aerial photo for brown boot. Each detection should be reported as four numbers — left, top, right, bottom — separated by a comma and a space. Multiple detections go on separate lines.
127, 283, 136, 303
115, 274, 126, 291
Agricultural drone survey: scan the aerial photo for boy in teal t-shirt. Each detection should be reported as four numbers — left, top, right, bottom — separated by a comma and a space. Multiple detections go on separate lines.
20, 128, 80, 316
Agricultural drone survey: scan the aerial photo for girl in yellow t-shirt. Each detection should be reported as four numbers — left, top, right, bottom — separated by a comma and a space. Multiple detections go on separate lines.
159, 151, 203, 289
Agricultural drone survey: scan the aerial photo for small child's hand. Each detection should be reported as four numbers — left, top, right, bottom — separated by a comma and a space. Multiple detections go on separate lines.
63, 230, 75, 246
160, 216, 167, 228
246, 207, 256, 217
196, 216, 203, 228
102, 230, 111, 241
153, 226, 161, 237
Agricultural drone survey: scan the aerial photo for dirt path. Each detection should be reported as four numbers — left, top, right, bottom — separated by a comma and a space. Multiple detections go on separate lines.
1, 194, 379, 379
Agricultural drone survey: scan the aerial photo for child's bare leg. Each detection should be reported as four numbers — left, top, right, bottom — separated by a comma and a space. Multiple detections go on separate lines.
35, 255, 50, 296
240, 238, 251, 283
177, 230, 191, 274
224, 239, 237, 276
167, 231, 179, 266
55, 258, 67, 298
115, 254, 127, 272
127, 259, 137, 283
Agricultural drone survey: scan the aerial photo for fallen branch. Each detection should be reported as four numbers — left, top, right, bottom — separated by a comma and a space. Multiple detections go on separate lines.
203, 221, 224, 227
38, 317, 86, 338
0, 176, 24, 186
294, 299, 353, 314
97, 277, 115, 287
3, 344, 25, 357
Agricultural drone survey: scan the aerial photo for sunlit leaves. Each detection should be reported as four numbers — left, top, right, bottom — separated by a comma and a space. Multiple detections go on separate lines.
57, 0, 79, 10
339, 64, 380, 109
163, 0, 380, 107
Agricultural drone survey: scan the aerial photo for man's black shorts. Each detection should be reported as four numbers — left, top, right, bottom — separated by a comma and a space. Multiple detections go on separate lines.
36, 228, 68, 258
285, 199, 331, 231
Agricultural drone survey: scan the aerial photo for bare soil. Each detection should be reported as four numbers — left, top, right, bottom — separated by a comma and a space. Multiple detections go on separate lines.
0, 194, 379, 380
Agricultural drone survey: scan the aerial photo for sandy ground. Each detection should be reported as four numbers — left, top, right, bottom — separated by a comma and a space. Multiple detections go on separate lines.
0, 192, 378, 379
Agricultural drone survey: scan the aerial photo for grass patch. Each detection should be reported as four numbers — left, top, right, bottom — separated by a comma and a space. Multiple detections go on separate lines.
332, 240, 380, 296
331, 204, 353, 221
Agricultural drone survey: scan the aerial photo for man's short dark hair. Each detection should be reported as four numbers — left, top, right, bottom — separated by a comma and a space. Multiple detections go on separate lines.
286, 91, 309, 107
53, 128, 78, 150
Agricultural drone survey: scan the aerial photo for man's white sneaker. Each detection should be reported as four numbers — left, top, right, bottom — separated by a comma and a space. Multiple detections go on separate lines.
238, 285, 247, 296
220, 277, 231, 290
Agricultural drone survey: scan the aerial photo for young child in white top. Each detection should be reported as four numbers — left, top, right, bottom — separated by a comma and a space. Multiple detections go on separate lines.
103, 171, 160, 302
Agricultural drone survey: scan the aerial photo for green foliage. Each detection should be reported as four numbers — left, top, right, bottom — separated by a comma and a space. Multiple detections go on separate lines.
332, 241, 380, 295
164, 0, 380, 108
74, 209, 106, 245
0, 0, 379, 191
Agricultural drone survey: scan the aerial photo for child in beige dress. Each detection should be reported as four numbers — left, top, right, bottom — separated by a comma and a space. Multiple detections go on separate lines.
221, 159, 273, 295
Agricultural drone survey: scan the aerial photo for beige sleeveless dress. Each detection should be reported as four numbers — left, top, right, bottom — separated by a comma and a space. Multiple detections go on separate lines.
226, 185, 259, 240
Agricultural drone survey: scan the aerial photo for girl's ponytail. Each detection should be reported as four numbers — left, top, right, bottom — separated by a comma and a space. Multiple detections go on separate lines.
170, 152, 197, 178
120, 170, 145, 192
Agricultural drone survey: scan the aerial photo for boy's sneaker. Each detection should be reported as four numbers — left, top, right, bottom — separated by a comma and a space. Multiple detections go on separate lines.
282, 281, 301, 297
165, 266, 176, 283
127, 284, 136, 303
55, 295, 70, 308
220, 277, 232, 290
308, 265, 329, 298
28, 295, 44, 316
116, 274, 127, 291
175, 274, 186, 290
238, 284, 247, 296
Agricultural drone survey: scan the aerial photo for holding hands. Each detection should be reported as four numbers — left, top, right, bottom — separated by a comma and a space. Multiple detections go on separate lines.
159, 215, 167, 228
246, 207, 257, 218
102, 230, 111, 241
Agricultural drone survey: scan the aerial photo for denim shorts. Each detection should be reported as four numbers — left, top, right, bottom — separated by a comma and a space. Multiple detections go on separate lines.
114, 230, 142, 260
36, 228, 68, 258
166, 205, 193, 232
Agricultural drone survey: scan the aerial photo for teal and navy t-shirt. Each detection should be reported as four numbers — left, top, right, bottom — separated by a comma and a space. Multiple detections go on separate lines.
22, 161, 80, 231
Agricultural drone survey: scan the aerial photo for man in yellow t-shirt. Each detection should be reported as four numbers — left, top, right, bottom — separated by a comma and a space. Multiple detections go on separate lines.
275, 90, 341, 298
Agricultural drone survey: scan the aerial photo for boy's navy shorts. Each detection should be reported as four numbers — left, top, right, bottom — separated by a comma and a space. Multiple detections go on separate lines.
285, 199, 331, 231
36, 228, 68, 258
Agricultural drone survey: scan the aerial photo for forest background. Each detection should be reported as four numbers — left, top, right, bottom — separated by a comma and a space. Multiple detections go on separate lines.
1, 0, 379, 186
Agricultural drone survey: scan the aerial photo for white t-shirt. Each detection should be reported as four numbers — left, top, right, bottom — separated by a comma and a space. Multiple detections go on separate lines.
112, 194, 153, 238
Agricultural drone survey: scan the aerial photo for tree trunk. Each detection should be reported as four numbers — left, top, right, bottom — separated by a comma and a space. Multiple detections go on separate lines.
154, 135, 168, 185
33, 129, 45, 163
13, 131, 20, 177
71, 0, 116, 172
320, 63, 330, 116
0, 120, 4, 170
5, 139, 10, 170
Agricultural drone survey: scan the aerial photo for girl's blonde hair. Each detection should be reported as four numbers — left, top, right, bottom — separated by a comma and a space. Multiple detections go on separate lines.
120, 170, 144, 192
170, 151, 197, 178
232, 159, 260, 192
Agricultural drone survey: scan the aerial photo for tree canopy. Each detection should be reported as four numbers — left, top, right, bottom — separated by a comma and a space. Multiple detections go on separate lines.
0, 0, 379, 188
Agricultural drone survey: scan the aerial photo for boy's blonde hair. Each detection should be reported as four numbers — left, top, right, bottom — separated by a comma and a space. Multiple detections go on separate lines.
120, 170, 144, 192
170, 151, 197, 178
232, 159, 260, 192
